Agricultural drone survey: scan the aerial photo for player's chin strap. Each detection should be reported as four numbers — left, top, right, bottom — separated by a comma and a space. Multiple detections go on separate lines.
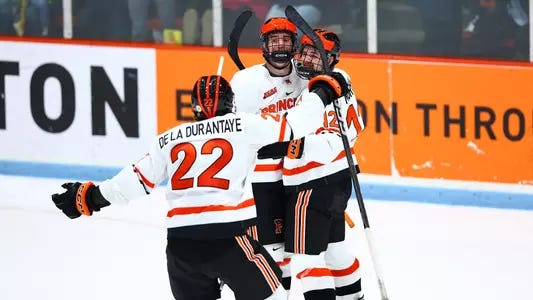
265, 56, 293, 73
264, 50, 292, 64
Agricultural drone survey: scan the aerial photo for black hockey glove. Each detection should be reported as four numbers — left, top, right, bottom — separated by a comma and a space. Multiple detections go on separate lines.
308, 72, 350, 106
329, 72, 351, 97
258, 138, 305, 160
52, 182, 110, 219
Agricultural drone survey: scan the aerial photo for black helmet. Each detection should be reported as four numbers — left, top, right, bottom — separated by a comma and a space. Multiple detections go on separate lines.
191, 75, 234, 121
295, 29, 341, 79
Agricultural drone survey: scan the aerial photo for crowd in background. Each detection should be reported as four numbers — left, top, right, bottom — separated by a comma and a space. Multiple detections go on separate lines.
0, 0, 529, 61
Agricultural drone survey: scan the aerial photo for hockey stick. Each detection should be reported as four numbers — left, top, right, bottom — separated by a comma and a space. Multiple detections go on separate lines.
216, 55, 224, 75
227, 9, 253, 70
285, 5, 390, 300
284, 6, 360, 229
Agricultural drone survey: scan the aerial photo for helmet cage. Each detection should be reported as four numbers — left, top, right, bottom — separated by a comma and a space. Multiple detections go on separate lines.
261, 18, 298, 63
295, 29, 341, 79
294, 44, 325, 79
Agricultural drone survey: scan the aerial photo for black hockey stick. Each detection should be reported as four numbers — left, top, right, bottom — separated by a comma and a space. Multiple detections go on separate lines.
285, 5, 390, 300
227, 9, 253, 70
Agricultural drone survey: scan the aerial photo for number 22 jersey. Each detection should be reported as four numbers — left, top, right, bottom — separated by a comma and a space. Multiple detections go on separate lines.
97, 100, 325, 239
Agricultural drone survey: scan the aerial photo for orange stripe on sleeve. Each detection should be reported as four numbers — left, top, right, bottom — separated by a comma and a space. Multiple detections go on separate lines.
282, 148, 356, 176
134, 166, 155, 189
254, 161, 283, 172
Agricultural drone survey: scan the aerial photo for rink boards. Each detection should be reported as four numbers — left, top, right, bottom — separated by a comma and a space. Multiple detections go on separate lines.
0, 38, 531, 207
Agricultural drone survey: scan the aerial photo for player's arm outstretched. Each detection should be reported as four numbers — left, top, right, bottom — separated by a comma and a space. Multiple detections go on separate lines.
51, 72, 347, 220
52, 142, 167, 219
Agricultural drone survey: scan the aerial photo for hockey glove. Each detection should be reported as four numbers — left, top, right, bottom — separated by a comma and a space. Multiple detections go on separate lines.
258, 138, 305, 160
52, 182, 110, 219
308, 72, 350, 106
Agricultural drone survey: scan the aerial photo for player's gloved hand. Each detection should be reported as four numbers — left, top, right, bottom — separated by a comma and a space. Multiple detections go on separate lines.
329, 72, 350, 97
308, 72, 350, 106
258, 138, 305, 160
52, 182, 110, 219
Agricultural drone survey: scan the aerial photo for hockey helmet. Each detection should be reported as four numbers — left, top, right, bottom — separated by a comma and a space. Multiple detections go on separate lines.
191, 75, 235, 121
261, 17, 298, 64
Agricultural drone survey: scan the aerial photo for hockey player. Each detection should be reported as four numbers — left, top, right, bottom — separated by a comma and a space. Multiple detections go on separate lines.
230, 17, 308, 290
50, 74, 349, 300
258, 29, 365, 299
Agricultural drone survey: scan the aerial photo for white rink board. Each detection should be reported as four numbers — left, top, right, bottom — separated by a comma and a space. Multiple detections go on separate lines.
0, 41, 157, 167
1, 174, 533, 300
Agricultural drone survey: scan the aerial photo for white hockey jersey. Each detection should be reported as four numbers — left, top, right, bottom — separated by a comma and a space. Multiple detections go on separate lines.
282, 69, 365, 186
230, 62, 308, 183
97, 96, 325, 239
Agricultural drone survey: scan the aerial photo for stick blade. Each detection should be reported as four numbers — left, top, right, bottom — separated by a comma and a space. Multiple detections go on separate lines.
227, 10, 253, 70
284, 5, 312, 35
229, 10, 253, 42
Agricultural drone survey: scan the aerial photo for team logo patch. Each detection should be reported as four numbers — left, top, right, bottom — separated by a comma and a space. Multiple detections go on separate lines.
263, 87, 277, 99
274, 218, 283, 234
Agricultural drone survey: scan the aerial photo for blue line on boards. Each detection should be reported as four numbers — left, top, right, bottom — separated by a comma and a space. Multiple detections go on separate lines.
1, 160, 532, 210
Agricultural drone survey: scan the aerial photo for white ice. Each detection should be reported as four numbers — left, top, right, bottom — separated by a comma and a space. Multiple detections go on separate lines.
1, 174, 533, 300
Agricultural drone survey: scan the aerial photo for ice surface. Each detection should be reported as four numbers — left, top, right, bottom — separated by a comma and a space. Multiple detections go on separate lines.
1, 174, 532, 300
